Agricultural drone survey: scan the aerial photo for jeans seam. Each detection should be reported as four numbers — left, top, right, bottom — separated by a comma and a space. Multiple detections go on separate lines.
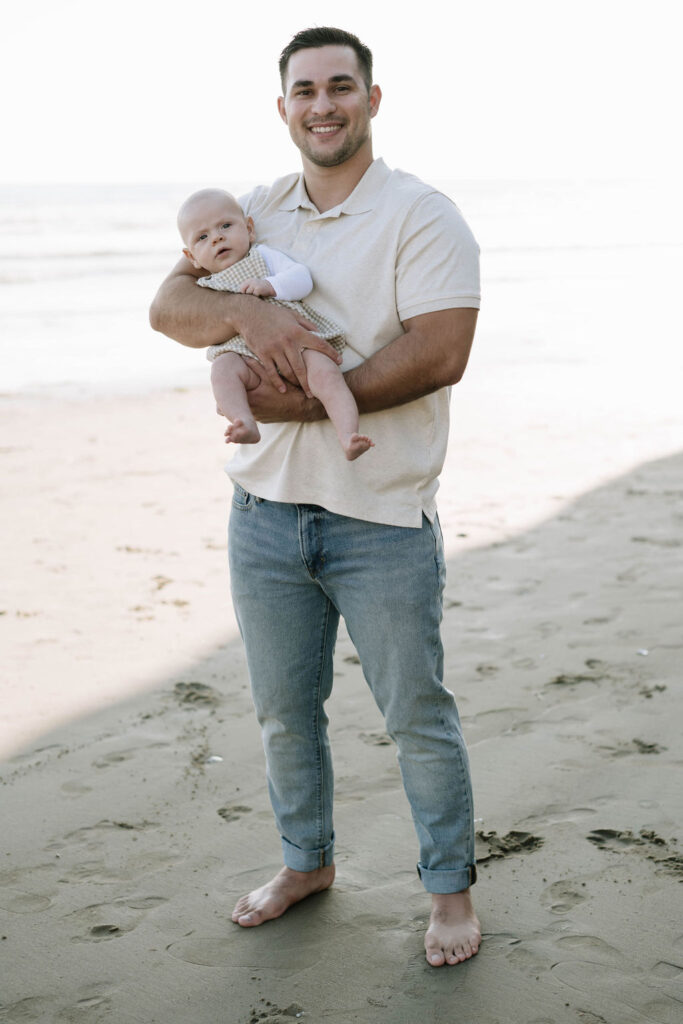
314, 598, 333, 856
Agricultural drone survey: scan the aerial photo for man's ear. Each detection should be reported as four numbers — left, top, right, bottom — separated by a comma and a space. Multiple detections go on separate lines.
369, 84, 382, 119
182, 247, 202, 269
277, 96, 288, 124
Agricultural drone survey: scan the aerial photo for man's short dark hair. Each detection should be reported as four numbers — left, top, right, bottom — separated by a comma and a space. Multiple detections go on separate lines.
279, 27, 374, 94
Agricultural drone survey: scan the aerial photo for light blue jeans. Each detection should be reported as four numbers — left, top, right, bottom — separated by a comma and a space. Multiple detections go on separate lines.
228, 485, 476, 894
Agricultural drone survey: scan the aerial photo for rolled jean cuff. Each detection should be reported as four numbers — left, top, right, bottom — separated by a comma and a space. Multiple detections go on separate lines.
417, 862, 477, 894
281, 832, 335, 872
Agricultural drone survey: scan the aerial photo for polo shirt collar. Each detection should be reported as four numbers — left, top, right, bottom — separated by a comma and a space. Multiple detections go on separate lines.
278, 157, 391, 218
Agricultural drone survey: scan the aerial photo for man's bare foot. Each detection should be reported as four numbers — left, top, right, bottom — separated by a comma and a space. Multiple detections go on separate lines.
224, 419, 261, 444
343, 433, 374, 461
424, 889, 481, 966
232, 865, 335, 927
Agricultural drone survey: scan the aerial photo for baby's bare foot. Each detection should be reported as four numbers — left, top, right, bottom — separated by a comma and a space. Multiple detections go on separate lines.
344, 433, 374, 461
224, 419, 261, 444
424, 889, 481, 966
232, 865, 335, 927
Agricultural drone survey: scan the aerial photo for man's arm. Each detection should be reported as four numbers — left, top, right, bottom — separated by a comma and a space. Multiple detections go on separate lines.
149, 258, 342, 396
246, 306, 478, 423
149, 258, 240, 347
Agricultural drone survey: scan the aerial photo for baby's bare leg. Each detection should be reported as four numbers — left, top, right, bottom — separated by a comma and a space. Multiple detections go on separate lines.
210, 353, 261, 445
303, 350, 374, 461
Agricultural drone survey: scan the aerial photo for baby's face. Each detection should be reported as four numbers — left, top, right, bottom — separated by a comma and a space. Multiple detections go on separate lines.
181, 195, 254, 275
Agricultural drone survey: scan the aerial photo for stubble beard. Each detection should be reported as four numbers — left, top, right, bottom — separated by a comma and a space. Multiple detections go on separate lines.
298, 106, 372, 169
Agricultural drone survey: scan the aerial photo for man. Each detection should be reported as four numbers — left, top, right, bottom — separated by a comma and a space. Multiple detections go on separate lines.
150, 26, 481, 968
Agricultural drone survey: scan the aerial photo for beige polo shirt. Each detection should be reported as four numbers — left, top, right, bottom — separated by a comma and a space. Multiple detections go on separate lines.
226, 158, 480, 528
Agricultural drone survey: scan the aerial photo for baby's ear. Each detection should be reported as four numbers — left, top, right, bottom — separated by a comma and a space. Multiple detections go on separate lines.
182, 247, 201, 269
246, 217, 256, 243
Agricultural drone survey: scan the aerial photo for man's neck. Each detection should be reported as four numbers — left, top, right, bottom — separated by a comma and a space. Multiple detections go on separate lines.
302, 148, 374, 213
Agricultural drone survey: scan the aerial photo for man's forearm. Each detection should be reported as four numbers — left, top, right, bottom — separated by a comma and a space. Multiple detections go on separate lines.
346, 308, 478, 414
248, 308, 478, 423
150, 262, 341, 398
149, 268, 245, 349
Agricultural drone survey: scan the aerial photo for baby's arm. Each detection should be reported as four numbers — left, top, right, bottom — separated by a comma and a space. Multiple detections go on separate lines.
258, 245, 313, 301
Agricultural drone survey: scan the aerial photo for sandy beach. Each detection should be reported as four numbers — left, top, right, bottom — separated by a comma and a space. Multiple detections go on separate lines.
2, 185, 682, 1023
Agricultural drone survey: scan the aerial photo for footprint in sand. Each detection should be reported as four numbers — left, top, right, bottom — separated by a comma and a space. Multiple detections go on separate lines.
217, 805, 252, 823
0, 888, 52, 913
172, 681, 222, 707
56, 819, 158, 849
596, 738, 667, 757
58, 850, 178, 885
540, 879, 587, 914
552, 961, 681, 1024
0, 986, 116, 1023
587, 828, 683, 877
546, 672, 599, 689
475, 829, 544, 863
503, 942, 552, 975
463, 707, 527, 744
166, 935, 322, 973
0, 996, 55, 1022
247, 999, 305, 1022
56, 984, 115, 1021
554, 934, 622, 966
91, 748, 138, 769
517, 803, 597, 829
66, 895, 167, 943
359, 731, 392, 746
652, 962, 683, 979
475, 663, 500, 676
60, 779, 93, 797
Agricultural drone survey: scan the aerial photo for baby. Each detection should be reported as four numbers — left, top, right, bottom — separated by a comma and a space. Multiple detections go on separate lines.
177, 188, 374, 461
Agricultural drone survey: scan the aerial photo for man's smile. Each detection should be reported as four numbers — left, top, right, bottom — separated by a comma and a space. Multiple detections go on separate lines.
308, 123, 344, 135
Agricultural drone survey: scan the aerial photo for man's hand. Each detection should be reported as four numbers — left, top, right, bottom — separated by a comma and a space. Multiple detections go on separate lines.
244, 307, 478, 426
246, 368, 325, 424
240, 278, 276, 297
238, 300, 341, 398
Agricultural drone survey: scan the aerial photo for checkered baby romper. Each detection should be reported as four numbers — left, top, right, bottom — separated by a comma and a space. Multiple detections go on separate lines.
197, 247, 345, 363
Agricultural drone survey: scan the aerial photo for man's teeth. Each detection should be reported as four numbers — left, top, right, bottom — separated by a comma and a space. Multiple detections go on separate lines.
310, 125, 340, 134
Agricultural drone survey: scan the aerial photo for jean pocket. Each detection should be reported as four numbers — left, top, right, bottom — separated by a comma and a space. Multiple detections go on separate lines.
232, 483, 255, 511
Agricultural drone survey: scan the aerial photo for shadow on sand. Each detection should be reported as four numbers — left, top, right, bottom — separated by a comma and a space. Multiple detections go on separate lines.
2, 452, 682, 1024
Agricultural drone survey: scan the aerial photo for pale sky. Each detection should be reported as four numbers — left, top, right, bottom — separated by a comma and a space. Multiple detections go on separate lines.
3, 0, 680, 184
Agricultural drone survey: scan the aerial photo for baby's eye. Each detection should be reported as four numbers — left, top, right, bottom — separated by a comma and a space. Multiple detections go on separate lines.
198, 233, 208, 240
221, 222, 231, 229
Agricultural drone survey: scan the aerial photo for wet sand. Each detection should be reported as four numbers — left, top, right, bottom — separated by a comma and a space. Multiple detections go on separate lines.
2, 232, 682, 1022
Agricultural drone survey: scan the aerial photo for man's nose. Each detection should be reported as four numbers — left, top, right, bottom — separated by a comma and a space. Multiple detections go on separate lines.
311, 89, 335, 115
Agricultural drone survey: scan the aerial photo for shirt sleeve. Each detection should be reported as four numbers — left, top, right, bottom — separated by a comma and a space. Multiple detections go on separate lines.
258, 245, 313, 301
395, 190, 481, 322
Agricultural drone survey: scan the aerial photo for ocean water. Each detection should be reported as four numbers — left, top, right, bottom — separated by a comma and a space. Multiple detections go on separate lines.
1, 178, 680, 397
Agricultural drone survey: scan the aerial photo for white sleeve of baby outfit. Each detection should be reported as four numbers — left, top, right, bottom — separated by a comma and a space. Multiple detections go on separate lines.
257, 244, 314, 301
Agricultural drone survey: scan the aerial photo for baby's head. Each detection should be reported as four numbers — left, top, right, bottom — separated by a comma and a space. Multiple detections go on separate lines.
178, 188, 255, 275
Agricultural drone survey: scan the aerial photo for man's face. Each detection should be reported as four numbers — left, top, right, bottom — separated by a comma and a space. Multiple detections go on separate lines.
278, 45, 381, 169
180, 195, 255, 275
